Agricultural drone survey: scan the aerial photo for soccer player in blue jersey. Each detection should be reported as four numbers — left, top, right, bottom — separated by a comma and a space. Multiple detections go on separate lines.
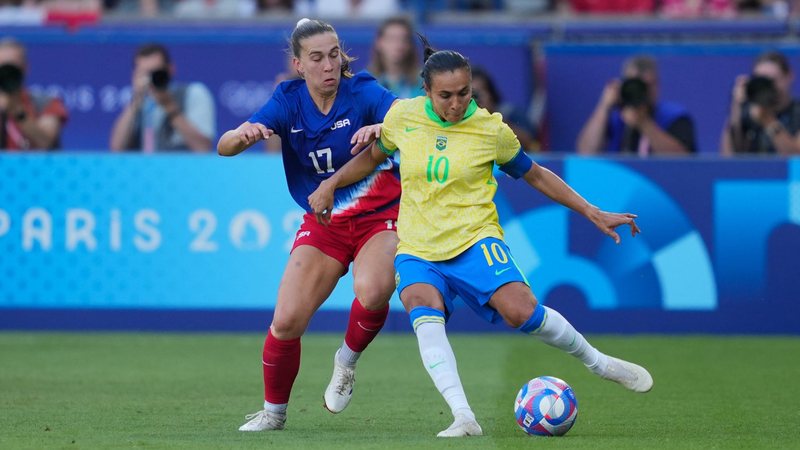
309, 37, 653, 437
217, 18, 401, 432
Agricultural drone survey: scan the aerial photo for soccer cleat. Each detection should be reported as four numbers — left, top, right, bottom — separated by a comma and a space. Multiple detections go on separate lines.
436, 414, 483, 438
594, 356, 654, 393
238, 409, 286, 431
323, 349, 356, 414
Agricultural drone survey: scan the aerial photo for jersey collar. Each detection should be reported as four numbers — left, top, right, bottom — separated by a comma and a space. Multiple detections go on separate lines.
424, 97, 478, 128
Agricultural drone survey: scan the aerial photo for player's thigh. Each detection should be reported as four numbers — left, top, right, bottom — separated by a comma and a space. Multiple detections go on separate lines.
487, 282, 538, 328
352, 230, 398, 309
272, 245, 346, 338
399, 283, 446, 314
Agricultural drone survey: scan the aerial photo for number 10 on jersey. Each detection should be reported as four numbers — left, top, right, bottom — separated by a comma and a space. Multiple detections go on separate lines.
427, 155, 449, 184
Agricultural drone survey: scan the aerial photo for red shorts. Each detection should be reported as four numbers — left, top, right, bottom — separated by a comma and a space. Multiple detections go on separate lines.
291, 204, 399, 272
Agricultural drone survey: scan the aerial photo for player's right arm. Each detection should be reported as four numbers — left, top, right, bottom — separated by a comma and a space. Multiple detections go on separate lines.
219, 85, 287, 157
308, 141, 389, 224
217, 121, 273, 157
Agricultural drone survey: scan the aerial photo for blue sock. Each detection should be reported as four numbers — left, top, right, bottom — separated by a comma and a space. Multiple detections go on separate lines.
409, 306, 445, 333
518, 302, 546, 334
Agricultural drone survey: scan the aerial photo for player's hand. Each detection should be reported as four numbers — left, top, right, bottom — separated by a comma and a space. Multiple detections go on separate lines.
350, 124, 382, 155
308, 179, 335, 226
591, 210, 640, 244
235, 122, 273, 146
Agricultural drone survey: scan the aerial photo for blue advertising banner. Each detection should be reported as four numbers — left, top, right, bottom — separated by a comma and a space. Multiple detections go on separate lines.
0, 154, 798, 333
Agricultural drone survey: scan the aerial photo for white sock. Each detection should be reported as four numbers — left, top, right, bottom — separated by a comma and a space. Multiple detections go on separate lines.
415, 321, 475, 421
534, 306, 608, 372
337, 342, 360, 367
263, 400, 287, 415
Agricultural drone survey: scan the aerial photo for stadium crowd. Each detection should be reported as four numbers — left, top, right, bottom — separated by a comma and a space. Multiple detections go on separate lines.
2, 2, 800, 154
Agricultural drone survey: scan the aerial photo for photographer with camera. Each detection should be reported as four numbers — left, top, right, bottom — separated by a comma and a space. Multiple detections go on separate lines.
577, 55, 695, 156
110, 43, 215, 152
721, 51, 800, 155
0, 37, 68, 151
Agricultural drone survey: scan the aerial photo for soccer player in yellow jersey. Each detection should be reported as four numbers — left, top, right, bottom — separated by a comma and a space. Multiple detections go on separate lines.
309, 37, 654, 438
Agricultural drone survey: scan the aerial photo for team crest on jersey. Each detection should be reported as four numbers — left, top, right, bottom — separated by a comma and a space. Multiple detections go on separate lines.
435, 135, 448, 151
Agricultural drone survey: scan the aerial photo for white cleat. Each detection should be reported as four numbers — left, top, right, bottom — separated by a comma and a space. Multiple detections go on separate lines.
436, 414, 483, 438
596, 356, 654, 393
238, 409, 286, 431
323, 350, 355, 414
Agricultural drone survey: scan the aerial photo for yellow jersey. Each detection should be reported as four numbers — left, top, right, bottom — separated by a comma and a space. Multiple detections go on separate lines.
378, 96, 522, 261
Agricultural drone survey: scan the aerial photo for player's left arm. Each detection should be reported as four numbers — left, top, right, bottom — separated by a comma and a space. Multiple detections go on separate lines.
522, 163, 640, 244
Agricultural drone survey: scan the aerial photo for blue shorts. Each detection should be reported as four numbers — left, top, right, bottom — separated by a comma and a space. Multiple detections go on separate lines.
394, 237, 529, 324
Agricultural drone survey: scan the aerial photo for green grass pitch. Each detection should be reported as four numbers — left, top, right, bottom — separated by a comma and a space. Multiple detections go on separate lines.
1, 333, 799, 449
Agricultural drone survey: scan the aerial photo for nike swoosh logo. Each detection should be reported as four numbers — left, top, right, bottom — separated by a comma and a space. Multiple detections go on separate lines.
428, 360, 445, 370
291, 127, 303, 133
405, 126, 420, 132
357, 321, 379, 332
495, 267, 512, 276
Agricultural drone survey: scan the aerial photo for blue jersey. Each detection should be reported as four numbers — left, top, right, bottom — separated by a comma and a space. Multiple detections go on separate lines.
249, 71, 400, 217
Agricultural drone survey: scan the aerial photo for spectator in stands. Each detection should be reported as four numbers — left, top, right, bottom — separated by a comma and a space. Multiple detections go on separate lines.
367, 16, 424, 99
660, 0, 735, 18
721, 50, 800, 155
102, 0, 170, 17
565, 0, 655, 13
0, 37, 68, 151
737, 0, 791, 18
256, 0, 291, 11
576, 55, 696, 156
471, 66, 538, 152
110, 43, 215, 152
293, 0, 399, 19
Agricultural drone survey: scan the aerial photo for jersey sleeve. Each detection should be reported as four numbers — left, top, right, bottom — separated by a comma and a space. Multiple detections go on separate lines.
248, 85, 289, 137
351, 71, 398, 122
496, 119, 532, 179
496, 120, 522, 164
377, 102, 401, 156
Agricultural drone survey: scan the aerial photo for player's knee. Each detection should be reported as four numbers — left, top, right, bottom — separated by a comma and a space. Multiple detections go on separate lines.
500, 301, 536, 328
503, 312, 529, 329
269, 319, 306, 340
353, 277, 393, 309
400, 292, 435, 311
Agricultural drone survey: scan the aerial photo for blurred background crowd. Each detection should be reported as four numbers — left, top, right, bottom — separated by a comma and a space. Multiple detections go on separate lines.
3, 0, 800, 156
2, 0, 800, 20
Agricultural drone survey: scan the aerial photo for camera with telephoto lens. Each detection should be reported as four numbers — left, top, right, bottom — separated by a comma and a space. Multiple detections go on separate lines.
619, 77, 649, 108
0, 63, 24, 94
745, 75, 779, 109
150, 68, 171, 91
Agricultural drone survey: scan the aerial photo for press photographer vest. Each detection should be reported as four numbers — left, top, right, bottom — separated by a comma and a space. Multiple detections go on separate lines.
129, 84, 189, 152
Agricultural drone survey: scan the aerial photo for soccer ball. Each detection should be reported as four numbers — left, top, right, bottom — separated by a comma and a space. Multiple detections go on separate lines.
514, 376, 578, 436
